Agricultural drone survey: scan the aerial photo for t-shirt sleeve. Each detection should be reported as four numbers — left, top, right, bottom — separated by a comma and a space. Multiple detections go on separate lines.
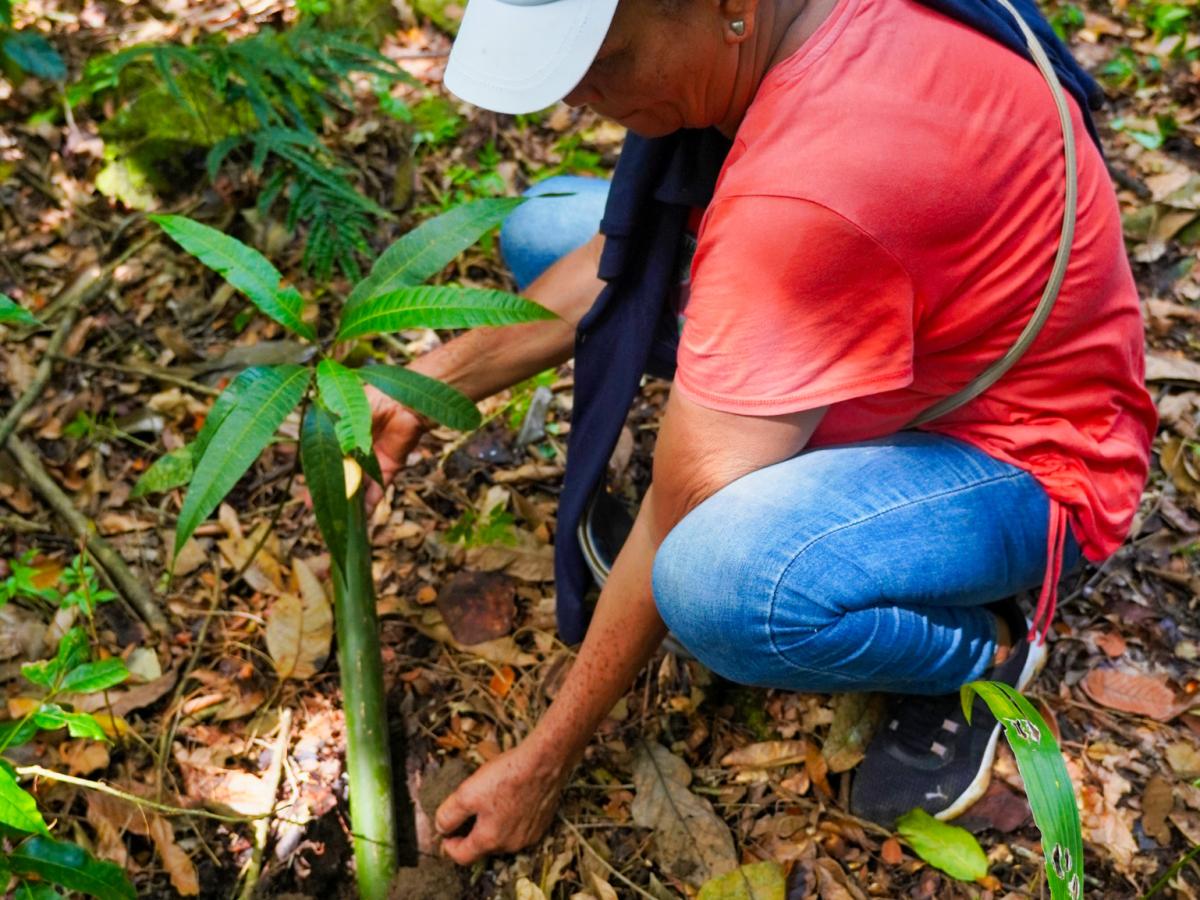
674, 195, 916, 416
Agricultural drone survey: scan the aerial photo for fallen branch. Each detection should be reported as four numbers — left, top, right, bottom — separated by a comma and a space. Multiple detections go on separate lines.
238, 708, 293, 900
7, 435, 168, 634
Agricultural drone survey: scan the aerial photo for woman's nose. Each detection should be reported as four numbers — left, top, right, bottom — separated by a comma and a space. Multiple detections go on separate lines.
563, 76, 601, 108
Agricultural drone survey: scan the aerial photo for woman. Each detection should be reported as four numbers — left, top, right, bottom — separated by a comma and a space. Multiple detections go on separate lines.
367, 0, 1156, 863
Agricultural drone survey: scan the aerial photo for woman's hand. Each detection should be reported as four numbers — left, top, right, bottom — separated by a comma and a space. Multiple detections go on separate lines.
365, 385, 424, 508
435, 737, 571, 864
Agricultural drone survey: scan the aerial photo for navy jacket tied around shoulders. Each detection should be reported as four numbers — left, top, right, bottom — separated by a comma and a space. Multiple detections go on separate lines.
554, 0, 1105, 644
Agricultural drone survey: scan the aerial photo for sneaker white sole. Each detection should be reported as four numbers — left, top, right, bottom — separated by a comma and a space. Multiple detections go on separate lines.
934, 624, 1049, 822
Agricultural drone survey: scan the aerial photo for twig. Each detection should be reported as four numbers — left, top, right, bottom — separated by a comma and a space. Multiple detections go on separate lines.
557, 813, 660, 900
6, 435, 168, 634
48, 354, 221, 397
238, 708, 293, 900
15, 765, 261, 824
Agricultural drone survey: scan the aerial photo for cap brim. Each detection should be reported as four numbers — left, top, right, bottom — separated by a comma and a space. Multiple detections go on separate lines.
444, 0, 619, 114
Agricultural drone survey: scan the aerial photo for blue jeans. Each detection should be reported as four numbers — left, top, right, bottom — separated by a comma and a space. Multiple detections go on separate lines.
501, 175, 611, 290
501, 177, 1077, 695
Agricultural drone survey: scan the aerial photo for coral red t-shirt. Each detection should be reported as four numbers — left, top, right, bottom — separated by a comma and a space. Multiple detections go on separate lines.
674, 0, 1156, 564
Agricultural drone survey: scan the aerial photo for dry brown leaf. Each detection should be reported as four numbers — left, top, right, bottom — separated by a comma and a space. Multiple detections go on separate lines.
86, 793, 136, 866
67, 669, 178, 715
1142, 776, 1175, 845
515, 878, 548, 900
721, 740, 809, 769
1167, 741, 1200, 778
1081, 668, 1182, 720
1093, 631, 1127, 659
823, 693, 884, 773
435, 570, 517, 644
59, 740, 109, 776
813, 858, 865, 900
466, 543, 555, 582
880, 837, 904, 866
1147, 353, 1200, 385
175, 746, 279, 816
1079, 781, 1138, 871
264, 559, 332, 680
149, 814, 199, 895
630, 741, 738, 887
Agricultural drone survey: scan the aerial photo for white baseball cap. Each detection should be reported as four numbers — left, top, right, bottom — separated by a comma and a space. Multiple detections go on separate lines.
444, 0, 621, 114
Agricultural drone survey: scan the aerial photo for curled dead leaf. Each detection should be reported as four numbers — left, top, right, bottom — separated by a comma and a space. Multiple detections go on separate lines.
1081, 668, 1184, 720
720, 740, 808, 769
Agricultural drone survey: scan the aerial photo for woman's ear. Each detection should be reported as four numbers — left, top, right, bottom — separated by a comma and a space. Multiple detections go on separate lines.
719, 0, 759, 43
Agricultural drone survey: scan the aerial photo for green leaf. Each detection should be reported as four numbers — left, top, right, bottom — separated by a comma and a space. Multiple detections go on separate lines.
22, 629, 89, 688
963, 681, 1084, 900
2, 32, 67, 81
300, 403, 349, 573
175, 365, 311, 554
59, 712, 108, 741
131, 446, 193, 498
896, 809, 988, 882
698, 861, 786, 900
359, 365, 480, 432
15, 879, 63, 900
150, 215, 315, 341
0, 293, 40, 327
337, 286, 555, 341
0, 765, 50, 836
0, 719, 38, 748
60, 658, 129, 695
9, 835, 136, 900
0, 0, 12, 27
316, 360, 372, 454
345, 197, 525, 312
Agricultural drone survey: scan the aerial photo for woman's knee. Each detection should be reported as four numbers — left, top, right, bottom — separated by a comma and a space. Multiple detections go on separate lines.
499, 175, 610, 289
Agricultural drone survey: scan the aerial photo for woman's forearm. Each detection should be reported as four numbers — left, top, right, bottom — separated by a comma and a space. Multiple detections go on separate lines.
407, 233, 606, 402
527, 493, 668, 767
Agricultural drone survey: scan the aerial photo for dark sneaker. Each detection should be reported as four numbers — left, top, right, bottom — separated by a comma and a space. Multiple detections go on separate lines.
579, 489, 694, 659
849, 601, 1047, 828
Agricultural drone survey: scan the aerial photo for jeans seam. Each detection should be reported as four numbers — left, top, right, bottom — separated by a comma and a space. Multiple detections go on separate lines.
764, 468, 1035, 675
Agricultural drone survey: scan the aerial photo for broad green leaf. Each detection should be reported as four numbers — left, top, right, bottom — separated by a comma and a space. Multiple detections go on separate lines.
963, 681, 1083, 900
59, 712, 108, 741
60, 658, 129, 695
10, 835, 136, 900
698, 861, 786, 900
0, 293, 40, 327
0, 0, 11, 27
345, 197, 525, 311
15, 879, 62, 899
131, 446, 193, 498
316, 360, 372, 454
337, 286, 555, 341
300, 403, 349, 573
133, 364, 258, 498
175, 365, 311, 554
359, 365, 481, 432
2, 32, 67, 81
150, 215, 315, 340
0, 719, 38, 748
0, 765, 49, 836
896, 809, 987, 882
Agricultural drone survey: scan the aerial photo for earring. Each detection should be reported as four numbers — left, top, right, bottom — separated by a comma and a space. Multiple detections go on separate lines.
730, 18, 746, 35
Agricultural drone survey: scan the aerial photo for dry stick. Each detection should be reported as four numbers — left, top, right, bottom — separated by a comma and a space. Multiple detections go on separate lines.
6, 435, 167, 633
237, 708, 293, 900
48, 354, 221, 397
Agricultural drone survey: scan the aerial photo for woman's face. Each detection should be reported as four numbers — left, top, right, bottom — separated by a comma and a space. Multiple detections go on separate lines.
563, 0, 747, 137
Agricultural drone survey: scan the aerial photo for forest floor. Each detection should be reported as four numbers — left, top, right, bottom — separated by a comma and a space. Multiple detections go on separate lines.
2, 0, 1200, 897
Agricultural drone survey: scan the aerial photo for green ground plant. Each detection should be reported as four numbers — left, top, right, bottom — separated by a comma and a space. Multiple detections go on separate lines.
0, 1, 64, 82
134, 196, 553, 898
69, 19, 410, 279
0, 554, 134, 899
